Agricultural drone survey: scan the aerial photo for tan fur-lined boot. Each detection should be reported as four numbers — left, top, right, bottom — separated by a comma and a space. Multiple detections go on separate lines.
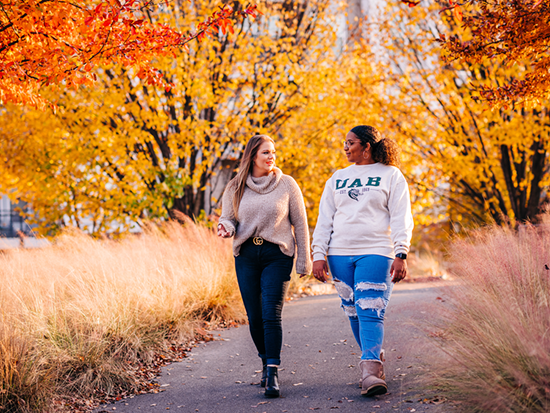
359, 350, 385, 388
360, 360, 388, 397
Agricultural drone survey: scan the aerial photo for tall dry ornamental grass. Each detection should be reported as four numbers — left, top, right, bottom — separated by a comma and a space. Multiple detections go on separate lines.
0, 220, 245, 412
440, 218, 550, 412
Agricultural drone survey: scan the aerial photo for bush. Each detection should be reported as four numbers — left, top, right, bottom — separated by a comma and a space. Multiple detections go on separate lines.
0, 327, 52, 413
440, 219, 550, 412
0, 219, 246, 412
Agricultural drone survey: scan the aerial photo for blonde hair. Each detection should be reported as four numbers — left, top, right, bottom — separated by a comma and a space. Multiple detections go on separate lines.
232, 135, 275, 218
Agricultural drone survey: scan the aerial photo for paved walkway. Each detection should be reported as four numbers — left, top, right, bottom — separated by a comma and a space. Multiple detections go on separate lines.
97, 282, 455, 413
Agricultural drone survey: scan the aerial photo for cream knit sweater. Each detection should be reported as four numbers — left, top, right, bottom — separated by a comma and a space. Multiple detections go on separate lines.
219, 167, 312, 275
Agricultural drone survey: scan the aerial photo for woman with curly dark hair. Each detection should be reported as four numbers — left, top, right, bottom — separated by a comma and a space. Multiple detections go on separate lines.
311, 125, 413, 397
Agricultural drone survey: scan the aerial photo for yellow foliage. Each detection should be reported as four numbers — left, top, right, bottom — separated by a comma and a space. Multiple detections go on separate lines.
373, 2, 549, 228
0, 0, 351, 235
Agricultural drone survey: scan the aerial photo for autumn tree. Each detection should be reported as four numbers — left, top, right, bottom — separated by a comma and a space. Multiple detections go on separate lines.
377, 1, 549, 227
440, 0, 550, 107
401, 0, 550, 108
0, 0, 352, 235
0, 0, 259, 108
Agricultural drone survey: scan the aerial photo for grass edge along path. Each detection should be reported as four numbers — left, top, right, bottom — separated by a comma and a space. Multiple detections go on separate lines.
0, 220, 248, 413
432, 217, 550, 413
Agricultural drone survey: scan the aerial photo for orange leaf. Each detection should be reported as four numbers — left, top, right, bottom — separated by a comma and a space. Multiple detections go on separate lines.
453, 5, 463, 22
401, 0, 421, 6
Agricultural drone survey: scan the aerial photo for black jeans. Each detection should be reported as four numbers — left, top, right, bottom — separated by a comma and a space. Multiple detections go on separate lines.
235, 238, 294, 365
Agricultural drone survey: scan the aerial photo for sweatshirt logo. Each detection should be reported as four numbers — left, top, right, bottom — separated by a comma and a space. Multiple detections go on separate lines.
348, 188, 361, 201
336, 177, 382, 189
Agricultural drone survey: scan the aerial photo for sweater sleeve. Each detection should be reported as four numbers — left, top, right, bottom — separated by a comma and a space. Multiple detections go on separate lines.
218, 180, 238, 237
388, 172, 414, 255
311, 176, 336, 262
286, 177, 312, 275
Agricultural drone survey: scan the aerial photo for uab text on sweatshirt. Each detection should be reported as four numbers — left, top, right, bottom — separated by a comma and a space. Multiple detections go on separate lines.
311, 163, 414, 261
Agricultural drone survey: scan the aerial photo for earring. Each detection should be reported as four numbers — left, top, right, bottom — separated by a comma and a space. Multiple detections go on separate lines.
363, 152, 370, 160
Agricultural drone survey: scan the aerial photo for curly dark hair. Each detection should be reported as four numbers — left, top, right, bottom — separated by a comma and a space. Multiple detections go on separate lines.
350, 125, 400, 167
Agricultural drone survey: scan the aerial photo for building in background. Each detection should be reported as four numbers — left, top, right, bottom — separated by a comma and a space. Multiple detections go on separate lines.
0, 194, 30, 238
0, 195, 48, 248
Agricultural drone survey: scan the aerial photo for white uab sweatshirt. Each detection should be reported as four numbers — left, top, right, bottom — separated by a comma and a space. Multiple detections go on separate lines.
311, 163, 414, 261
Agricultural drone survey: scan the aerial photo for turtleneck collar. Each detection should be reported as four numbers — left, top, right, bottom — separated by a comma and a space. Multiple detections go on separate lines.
246, 167, 283, 194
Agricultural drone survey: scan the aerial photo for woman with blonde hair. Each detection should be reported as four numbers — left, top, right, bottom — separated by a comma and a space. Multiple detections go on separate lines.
218, 134, 312, 398
311, 125, 414, 397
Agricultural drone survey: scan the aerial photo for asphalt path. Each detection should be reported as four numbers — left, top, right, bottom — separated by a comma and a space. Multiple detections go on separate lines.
97, 282, 455, 413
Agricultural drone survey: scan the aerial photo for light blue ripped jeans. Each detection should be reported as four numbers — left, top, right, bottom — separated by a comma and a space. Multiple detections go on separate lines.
327, 255, 393, 361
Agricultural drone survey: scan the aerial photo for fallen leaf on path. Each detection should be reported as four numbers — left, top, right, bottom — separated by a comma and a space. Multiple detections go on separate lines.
250, 401, 269, 407
421, 396, 447, 405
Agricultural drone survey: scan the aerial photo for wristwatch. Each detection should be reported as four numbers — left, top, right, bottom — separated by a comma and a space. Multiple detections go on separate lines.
395, 253, 407, 260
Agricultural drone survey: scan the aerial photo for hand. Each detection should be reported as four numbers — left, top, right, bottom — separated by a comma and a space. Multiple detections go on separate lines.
312, 260, 329, 283
390, 257, 408, 283
217, 223, 231, 238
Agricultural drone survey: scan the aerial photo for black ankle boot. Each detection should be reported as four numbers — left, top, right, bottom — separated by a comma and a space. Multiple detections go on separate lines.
264, 366, 280, 398
260, 360, 268, 388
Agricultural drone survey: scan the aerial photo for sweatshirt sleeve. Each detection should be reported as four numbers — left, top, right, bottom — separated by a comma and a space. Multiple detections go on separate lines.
218, 180, 238, 237
311, 176, 336, 262
286, 177, 312, 275
388, 172, 414, 255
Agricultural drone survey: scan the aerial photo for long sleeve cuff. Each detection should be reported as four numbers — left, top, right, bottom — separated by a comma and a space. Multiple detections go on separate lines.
219, 220, 236, 237
296, 262, 312, 275
394, 244, 409, 255
312, 252, 326, 262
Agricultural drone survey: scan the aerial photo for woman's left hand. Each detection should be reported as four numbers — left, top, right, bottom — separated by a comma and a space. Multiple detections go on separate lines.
390, 258, 408, 283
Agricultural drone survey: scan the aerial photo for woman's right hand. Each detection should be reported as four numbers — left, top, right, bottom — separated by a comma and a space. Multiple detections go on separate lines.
217, 223, 231, 238
312, 260, 329, 283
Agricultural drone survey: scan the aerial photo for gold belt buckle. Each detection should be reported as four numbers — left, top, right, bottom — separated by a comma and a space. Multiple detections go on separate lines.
253, 237, 264, 246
